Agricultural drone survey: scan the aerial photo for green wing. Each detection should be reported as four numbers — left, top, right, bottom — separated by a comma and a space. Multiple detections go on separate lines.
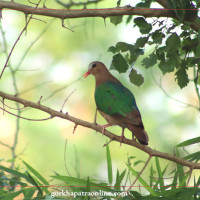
95, 81, 139, 117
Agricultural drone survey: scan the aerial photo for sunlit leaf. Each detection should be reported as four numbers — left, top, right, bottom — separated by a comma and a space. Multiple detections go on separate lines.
106, 144, 113, 184
177, 137, 200, 147
129, 68, 144, 86
175, 67, 189, 88
110, 16, 123, 26
111, 53, 129, 73
142, 53, 157, 68
134, 17, 152, 34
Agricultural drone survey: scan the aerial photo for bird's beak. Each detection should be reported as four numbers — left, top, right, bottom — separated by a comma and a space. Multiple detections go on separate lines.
84, 71, 90, 78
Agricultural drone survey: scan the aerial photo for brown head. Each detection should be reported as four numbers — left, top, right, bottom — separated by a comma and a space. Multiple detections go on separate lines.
84, 61, 120, 87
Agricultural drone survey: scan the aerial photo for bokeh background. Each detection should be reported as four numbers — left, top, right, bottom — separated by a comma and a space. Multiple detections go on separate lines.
0, 0, 199, 188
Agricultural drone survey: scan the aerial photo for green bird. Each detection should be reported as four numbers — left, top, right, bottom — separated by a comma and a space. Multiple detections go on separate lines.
84, 61, 149, 145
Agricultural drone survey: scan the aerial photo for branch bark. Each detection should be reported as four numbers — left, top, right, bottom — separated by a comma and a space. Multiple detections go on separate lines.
0, 90, 200, 170
0, 1, 175, 19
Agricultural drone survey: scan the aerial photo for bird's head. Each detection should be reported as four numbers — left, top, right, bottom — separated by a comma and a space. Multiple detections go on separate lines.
84, 61, 108, 78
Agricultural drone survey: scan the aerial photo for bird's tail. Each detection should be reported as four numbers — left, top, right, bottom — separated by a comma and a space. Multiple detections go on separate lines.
127, 124, 149, 145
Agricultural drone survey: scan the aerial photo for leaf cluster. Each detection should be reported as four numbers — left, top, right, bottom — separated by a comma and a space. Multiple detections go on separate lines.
108, 0, 200, 89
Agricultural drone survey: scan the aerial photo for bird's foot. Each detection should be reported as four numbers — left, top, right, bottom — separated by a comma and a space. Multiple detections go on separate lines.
120, 128, 125, 146
98, 124, 110, 135
120, 135, 124, 146
93, 108, 98, 125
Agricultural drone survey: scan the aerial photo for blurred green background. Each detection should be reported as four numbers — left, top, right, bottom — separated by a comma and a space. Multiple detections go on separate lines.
0, 0, 199, 189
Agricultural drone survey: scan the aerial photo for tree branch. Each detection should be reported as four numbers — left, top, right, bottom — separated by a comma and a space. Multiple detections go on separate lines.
56, 0, 103, 9
0, 90, 200, 169
0, 1, 175, 19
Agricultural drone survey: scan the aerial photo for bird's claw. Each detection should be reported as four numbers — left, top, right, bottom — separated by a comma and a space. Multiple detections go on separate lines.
120, 135, 124, 146
98, 124, 110, 135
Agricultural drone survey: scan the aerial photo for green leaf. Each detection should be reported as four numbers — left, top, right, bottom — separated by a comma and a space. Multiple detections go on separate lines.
195, 43, 200, 57
166, 33, 181, 51
114, 169, 126, 188
115, 42, 131, 52
108, 46, 117, 54
184, 151, 200, 162
126, 164, 158, 196
0, 165, 33, 184
134, 17, 152, 34
126, 15, 133, 24
149, 166, 154, 187
151, 31, 165, 44
129, 48, 144, 64
142, 53, 157, 68
51, 175, 114, 192
135, 37, 149, 48
23, 161, 49, 185
117, 0, 121, 7
158, 59, 178, 74
110, 16, 123, 26
175, 150, 186, 186
177, 137, 200, 147
115, 169, 120, 188
111, 53, 129, 73
23, 188, 36, 199
155, 157, 165, 194
129, 68, 144, 87
106, 144, 113, 184
135, 1, 151, 8
175, 67, 189, 88
86, 177, 90, 193
181, 25, 190, 31
26, 172, 43, 195
0, 188, 35, 200
167, 0, 185, 22
198, 30, 200, 42
171, 171, 178, 191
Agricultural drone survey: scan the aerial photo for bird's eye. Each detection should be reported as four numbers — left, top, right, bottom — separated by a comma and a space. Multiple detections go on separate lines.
92, 63, 96, 68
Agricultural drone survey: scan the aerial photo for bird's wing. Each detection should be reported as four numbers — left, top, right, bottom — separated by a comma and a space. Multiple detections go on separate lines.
95, 81, 141, 125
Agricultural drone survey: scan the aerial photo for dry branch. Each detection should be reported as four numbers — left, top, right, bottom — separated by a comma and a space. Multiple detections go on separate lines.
0, 1, 175, 19
0, 1, 199, 32
0, 90, 200, 170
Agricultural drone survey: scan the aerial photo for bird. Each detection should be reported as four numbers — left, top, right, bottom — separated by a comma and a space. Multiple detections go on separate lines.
84, 61, 149, 145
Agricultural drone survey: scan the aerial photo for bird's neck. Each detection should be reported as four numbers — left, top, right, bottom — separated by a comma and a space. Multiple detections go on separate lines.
95, 73, 121, 88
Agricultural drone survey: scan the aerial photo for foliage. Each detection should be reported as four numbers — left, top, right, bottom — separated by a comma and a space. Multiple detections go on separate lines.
1, 144, 200, 199
108, 0, 200, 89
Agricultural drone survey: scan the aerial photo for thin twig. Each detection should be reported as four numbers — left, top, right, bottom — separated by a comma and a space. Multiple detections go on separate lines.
18, 81, 52, 95
0, 0, 42, 79
0, 106, 52, 121
103, 137, 115, 147
0, 99, 26, 110
60, 89, 76, 112
93, 107, 98, 124
64, 139, 72, 176
0, 22, 21, 169
61, 19, 74, 32
0, 141, 12, 149
126, 155, 152, 193
38, 96, 43, 104
193, 65, 200, 110
15, 20, 54, 72
73, 124, 78, 134
42, 77, 81, 102
151, 69, 199, 111
187, 168, 193, 186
